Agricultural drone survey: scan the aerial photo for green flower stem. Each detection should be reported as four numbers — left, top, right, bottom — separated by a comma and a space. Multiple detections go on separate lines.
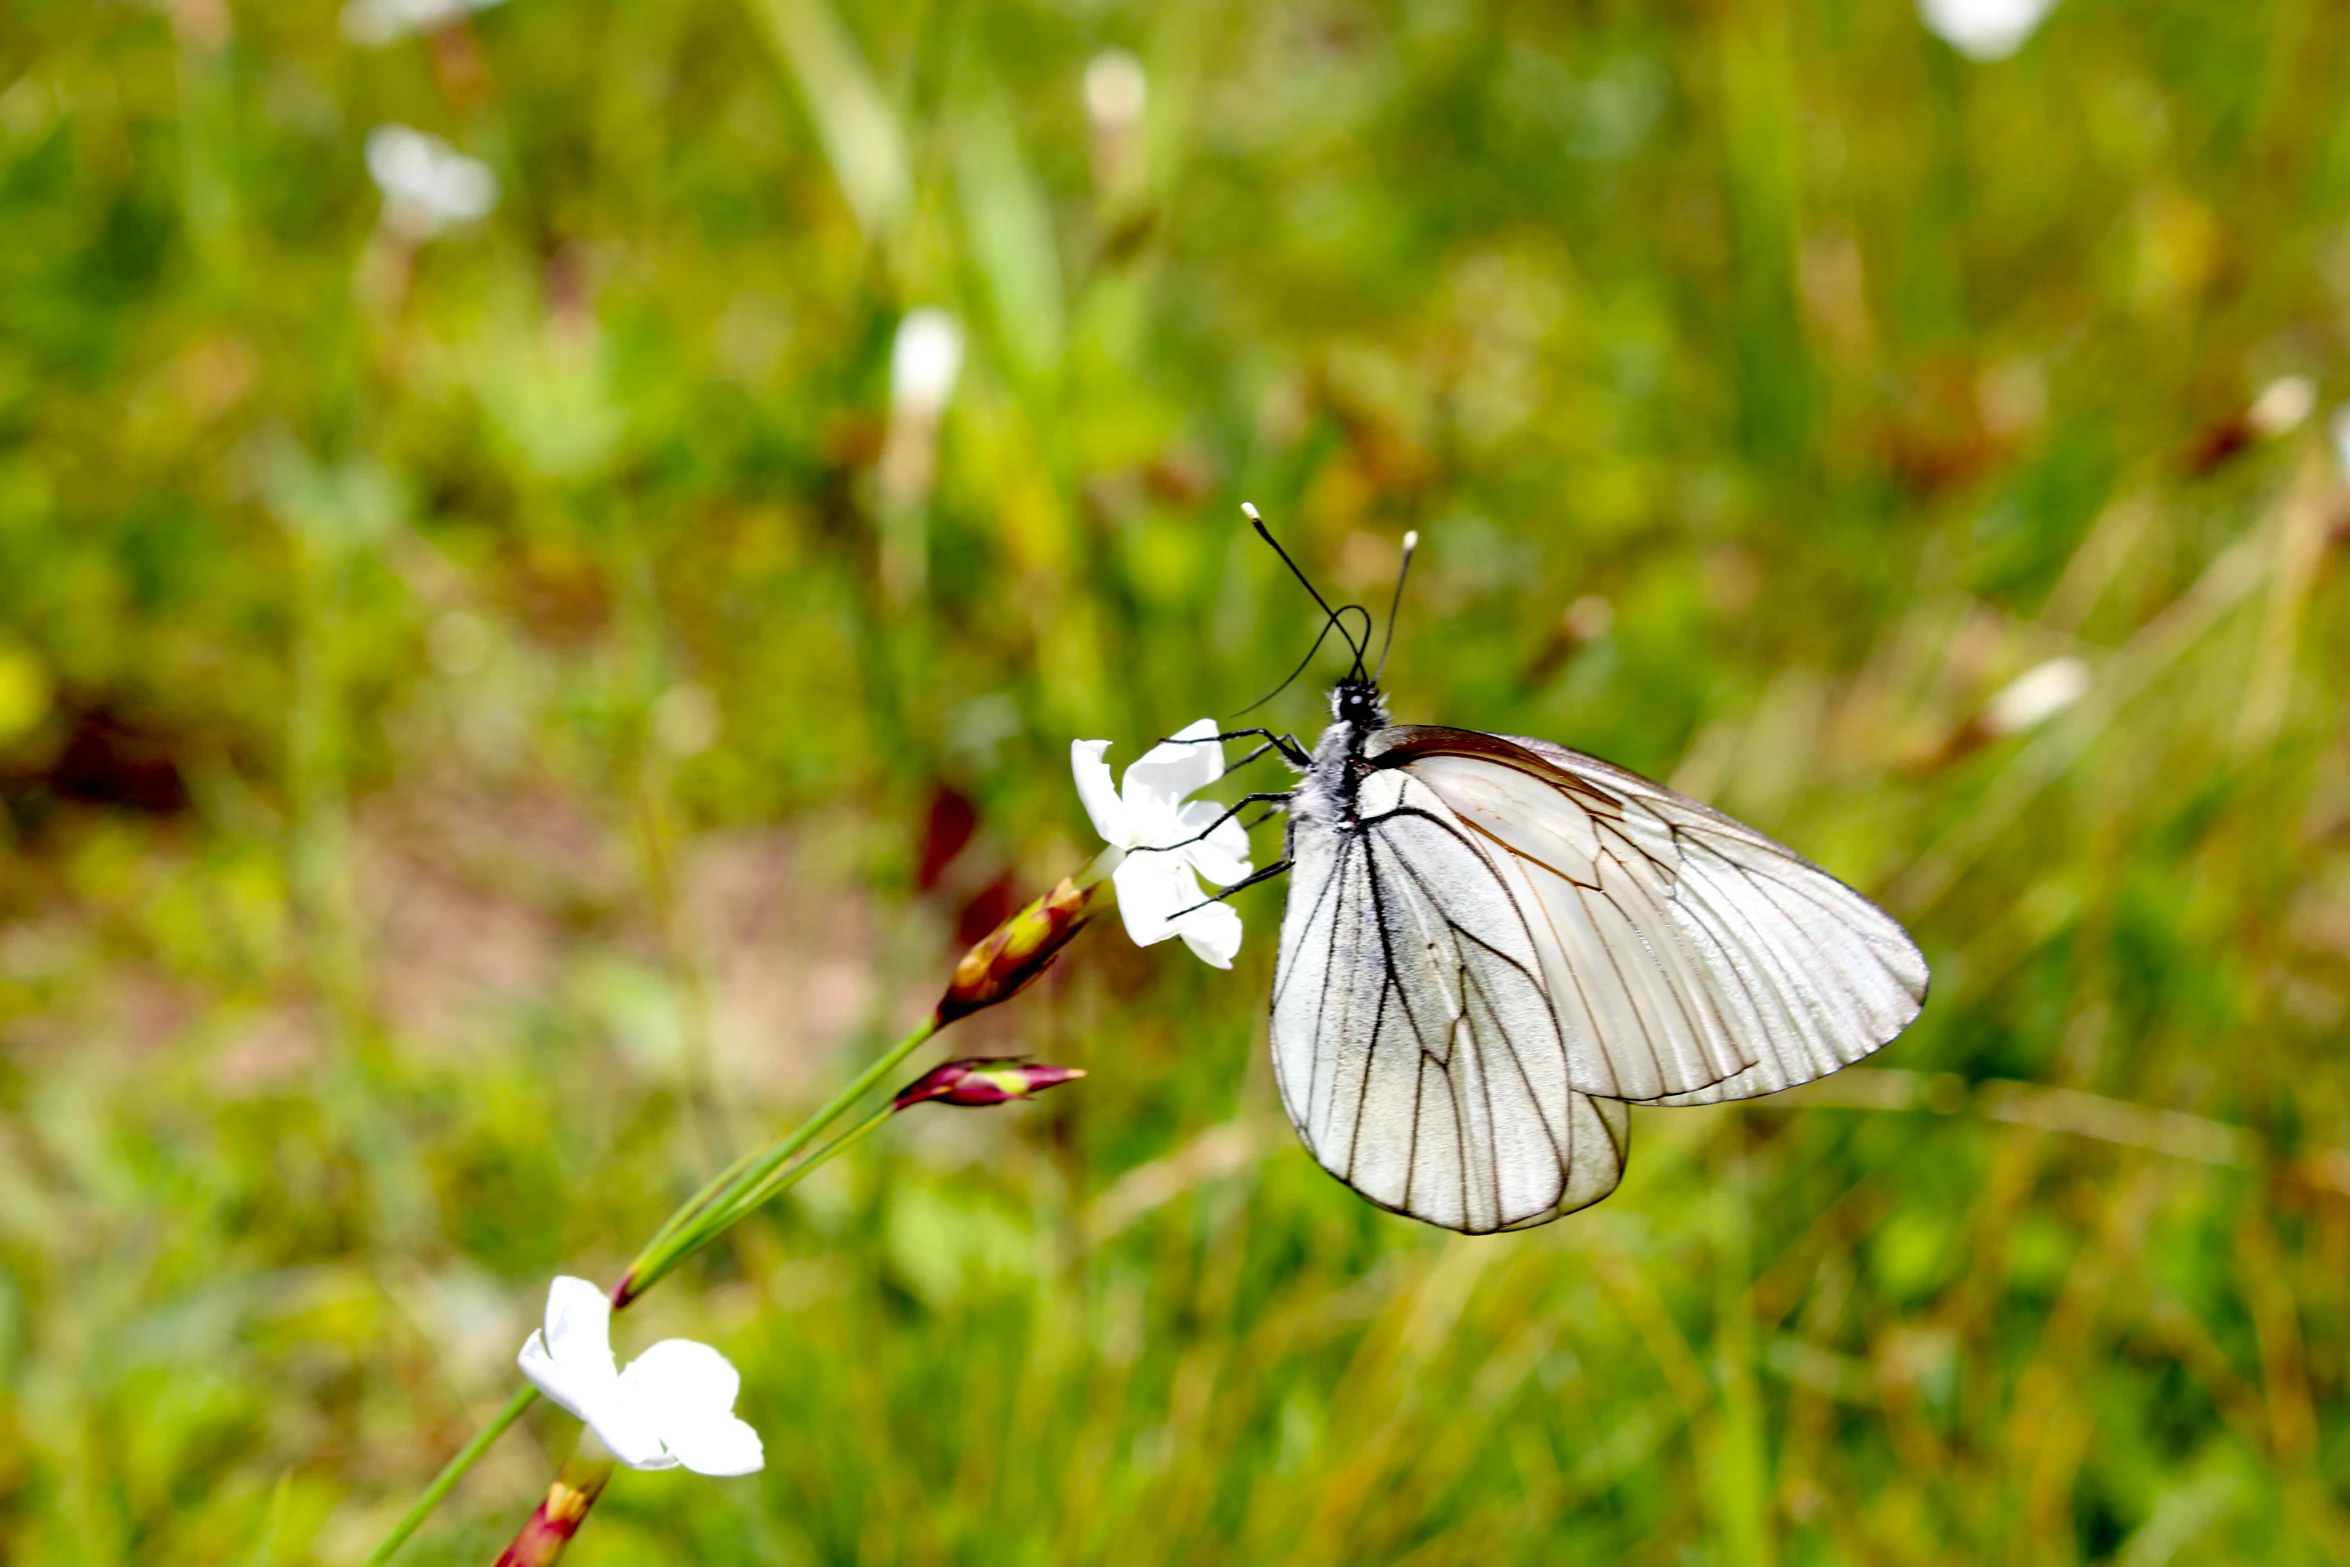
615, 1014, 938, 1302
626, 1100, 898, 1299
361, 1384, 538, 1567
633, 1137, 772, 1262
363, 1014, 942, 1566
708, 1100, 896, 1234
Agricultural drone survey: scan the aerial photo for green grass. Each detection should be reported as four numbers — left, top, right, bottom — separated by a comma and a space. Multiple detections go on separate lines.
3, 0, 2349, 1561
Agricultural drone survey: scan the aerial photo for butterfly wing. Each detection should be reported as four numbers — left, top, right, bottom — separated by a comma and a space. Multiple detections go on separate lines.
1371, 726, 1929, 1106
1271, 766, 1631, 1232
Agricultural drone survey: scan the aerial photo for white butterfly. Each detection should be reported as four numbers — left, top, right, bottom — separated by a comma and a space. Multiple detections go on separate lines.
1201, 512, 1928, 1234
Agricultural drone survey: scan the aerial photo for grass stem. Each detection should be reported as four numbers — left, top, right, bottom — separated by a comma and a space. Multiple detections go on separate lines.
361, 1385, 538, 1567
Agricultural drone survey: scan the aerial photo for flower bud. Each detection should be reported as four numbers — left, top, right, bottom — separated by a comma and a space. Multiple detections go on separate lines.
935, 876, 1095, 1024
492, 1455, 612, 1567
893, 1057, 1086, 1111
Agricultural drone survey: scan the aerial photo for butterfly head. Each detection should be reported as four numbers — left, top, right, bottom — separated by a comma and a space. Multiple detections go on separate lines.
1331, 677, 1388, 732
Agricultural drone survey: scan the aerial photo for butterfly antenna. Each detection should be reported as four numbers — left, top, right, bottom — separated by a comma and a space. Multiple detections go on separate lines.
1232, 614, 1342, 717
1244, 503, 1366, 671
1374, 530, 1418, 683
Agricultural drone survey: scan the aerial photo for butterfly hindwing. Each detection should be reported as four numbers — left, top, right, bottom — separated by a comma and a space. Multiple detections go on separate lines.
1271, 768, 1629, 1232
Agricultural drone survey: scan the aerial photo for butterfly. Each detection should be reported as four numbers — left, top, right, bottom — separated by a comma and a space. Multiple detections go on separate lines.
1194, 508, 1929, 1234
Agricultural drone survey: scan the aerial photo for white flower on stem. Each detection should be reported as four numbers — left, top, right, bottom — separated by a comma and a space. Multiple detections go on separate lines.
1982, 656, 2089, 737
1917, 0, 2058, 61
2245, 376, 2316, 439
365, 124, 498, 239
878, 308, 964, 541
1083, 50, 1148, 194
1083, 50, 1148, 139
889, 309, 964, 425
340, 0, 503, 47
1072, 718, 1252, 970
517, 1277, 763, 1476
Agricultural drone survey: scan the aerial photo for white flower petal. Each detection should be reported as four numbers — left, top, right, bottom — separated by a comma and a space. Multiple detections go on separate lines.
663, 1409, 765, 1476
1982, 656, 2089, 737
540, 1276, 619, 1382
515, 1276, 676, 1472
1175, 799, 1253, 887
1173, 900, 1243, 969
1120, 718, 1225, 812
620, 1340, 764, 1477
579, 1383, 680, 1472
1203, 814, 1254, 873
364, 123, 498, 231
619, 1338, 742, 1418
890, 310, 964, 423
1917, 0, 2057, 60
1079, 718, 1251, 969
517, 1330, 616, 1429
1071, 739, 1130, 845
1110, 853, 1196, 947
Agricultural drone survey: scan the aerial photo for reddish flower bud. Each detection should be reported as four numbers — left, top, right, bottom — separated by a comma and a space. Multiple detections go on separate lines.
492, 1460, 611, 1567
893, 1057, 1087, 1111
935, 876, 1095, 1025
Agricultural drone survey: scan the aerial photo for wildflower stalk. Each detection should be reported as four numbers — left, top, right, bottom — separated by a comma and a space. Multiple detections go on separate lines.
360, 1385, 539, 1567
616, 864, 1103, 1304
363, 862, 1109, 1563
472, 1059, 1080, 1567
615, 1093, 905, 1305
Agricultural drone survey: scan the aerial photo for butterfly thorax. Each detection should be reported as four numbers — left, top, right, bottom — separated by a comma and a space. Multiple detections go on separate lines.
1291, 679, 1390, 830
1330, 676, 1387, 733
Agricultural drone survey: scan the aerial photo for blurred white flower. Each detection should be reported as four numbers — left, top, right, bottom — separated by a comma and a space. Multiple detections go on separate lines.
1072, 719, 1252, 969
341, 0, 503, 47
1084, 50, 1147, 135
365, 124, 498, 238
1917, 0, 2058, 61
517, 1277, 763, 1476
2246, 375, 2316, 439
888, 308, 964, 425
878, 309, 965, 597
1084, 50, 1149, 197
1983, 656, 2089, 738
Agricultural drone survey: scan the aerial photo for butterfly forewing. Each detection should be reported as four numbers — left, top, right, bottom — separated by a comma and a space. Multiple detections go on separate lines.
1375, 727, 1929, 1107
1271, 767, 1630, 1232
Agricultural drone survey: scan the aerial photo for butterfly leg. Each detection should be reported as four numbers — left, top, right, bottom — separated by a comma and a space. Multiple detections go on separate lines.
1170, 857, 1294, 916
1158, 727, 1312, 768
1124, 792, 1294, 857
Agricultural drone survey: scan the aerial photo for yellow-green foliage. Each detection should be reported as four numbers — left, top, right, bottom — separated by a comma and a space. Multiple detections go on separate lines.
1, 1, 2346, 1562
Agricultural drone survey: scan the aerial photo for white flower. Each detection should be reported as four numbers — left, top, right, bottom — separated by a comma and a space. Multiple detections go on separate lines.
1072, 718, 1252, 969
365, 124, 498, 238
340, 0, 503, 47
1917, 0, 2058, 61
2246, 376, 2316, 439
1083, 50, 1148, 137
517, 1277, 763, 1476
1982, 656, 2089, 737
889, 309, 964, 424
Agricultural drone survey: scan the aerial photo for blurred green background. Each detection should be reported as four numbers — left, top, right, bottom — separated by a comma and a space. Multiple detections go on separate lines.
4, 0, 2350, 1561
